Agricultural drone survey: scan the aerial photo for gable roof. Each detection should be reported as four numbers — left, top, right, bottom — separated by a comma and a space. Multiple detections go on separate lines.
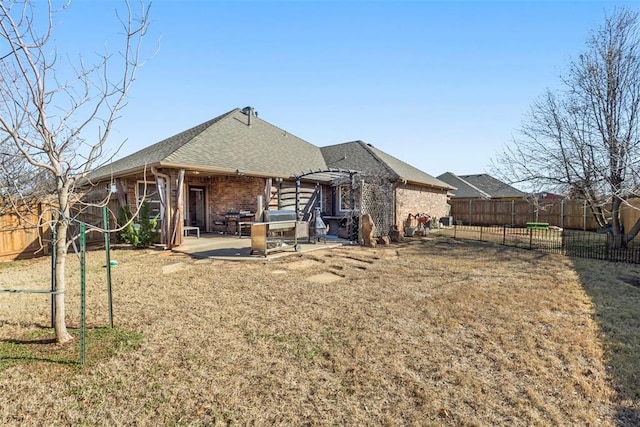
321, 141, 453, 190
88, 108, 327, 180
87, 108, 449, 190
437, 172, 525, 199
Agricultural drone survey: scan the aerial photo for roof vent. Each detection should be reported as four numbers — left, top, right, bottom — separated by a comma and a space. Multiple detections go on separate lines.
241, 106, 255, 126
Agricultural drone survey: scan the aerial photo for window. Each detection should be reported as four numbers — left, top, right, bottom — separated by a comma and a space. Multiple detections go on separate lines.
338, 185, 352, 211
136, 181, 161, 219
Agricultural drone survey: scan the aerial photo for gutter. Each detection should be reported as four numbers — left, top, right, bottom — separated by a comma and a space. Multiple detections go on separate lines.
397, 177, 456, 192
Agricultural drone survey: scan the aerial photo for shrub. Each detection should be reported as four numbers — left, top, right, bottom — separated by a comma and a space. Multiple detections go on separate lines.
116, 201, 159, 248
117, 205, 138, 246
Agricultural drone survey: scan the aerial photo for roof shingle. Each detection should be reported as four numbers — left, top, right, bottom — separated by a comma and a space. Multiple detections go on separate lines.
322, 141, 453, 189
88, 108, 327, 180
437, 172, 525, 199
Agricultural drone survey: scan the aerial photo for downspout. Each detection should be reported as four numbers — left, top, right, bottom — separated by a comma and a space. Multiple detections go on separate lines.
151, 166, 171, 247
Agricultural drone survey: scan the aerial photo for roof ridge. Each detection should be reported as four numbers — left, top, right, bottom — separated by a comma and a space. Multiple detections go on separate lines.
451, 173, 492, 198
357, 141, 398, 179
251, 115, 317, 148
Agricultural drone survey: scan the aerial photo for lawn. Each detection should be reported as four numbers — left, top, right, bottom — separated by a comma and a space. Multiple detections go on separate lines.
1, 237, 639, 426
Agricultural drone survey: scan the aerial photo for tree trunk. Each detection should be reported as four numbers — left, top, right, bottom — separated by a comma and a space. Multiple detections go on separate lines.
609, 198, 627, 249
54, 190, 73, 344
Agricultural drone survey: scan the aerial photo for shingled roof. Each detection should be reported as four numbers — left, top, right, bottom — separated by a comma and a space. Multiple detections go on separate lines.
321, 141, 453, 190
437, 172, 525, 199
88, 108, 450, 191
88, 108, 327, 181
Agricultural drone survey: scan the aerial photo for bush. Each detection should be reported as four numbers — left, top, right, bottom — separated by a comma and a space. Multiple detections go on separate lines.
116, 205, 138, 246
116, 202, 159, 248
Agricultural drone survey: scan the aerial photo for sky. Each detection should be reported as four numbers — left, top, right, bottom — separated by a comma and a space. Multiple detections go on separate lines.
49, 0, 636, 178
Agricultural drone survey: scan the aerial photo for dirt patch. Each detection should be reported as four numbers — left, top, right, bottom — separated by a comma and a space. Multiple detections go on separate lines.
283, 258, 323, 270
305, 271, 344, 284
161, 262, 188, 274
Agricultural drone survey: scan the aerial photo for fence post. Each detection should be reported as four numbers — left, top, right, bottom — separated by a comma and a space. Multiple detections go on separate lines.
103, 206, 113, 328
480, 224, 483, 241
511, 200, 515, 226
560, 199, 564, 229
80, 222, 86, 366
454, 223, 457, 239
529, 228, 533, 250
50, 210, 57, 329
503, 225, 506, 245
583, 200, 587, 231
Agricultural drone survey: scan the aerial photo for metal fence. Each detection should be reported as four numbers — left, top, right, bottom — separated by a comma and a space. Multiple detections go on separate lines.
438, 225, 640, 264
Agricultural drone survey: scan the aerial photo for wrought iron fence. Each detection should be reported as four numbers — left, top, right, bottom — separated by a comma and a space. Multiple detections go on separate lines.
438, 225, 640, 264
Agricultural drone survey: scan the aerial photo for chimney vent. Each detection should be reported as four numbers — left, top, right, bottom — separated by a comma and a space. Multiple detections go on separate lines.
241, 106, 254, 126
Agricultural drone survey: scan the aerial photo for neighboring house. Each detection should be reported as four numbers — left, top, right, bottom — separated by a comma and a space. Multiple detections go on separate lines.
436, 172, 526, 200
437, 172, 529, 226
87, 107, 453, 247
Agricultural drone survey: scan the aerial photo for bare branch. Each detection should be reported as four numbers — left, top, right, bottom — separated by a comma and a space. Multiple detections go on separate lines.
493, 8, 640, 247
0, 0, 152, 343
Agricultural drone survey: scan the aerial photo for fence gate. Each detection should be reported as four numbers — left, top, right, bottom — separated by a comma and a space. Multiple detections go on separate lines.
358, 177, 394, 238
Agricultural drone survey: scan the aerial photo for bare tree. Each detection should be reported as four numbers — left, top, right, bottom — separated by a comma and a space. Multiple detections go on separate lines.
1, 134, 54, 214
494, 8, 640, 248
0, 0, 150, 343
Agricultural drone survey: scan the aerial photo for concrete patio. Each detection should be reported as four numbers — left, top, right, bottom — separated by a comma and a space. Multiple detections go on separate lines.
171, 232, 349, 261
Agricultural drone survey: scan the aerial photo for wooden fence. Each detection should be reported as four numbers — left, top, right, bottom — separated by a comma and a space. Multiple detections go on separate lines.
0, 203, 52, 261
0, 201, 119, 262
449, 198, 640, 231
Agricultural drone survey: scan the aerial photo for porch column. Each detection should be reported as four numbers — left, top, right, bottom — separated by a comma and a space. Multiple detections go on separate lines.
152, 167, 171, 247
171, 169, 185, 247
349, 172, 355, 241
295, 177, 301, 220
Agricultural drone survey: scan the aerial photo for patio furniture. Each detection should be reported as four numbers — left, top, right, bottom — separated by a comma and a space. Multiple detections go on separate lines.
526, 222, 549, 230
183, 225, 200, 238
224, 211, 255, 235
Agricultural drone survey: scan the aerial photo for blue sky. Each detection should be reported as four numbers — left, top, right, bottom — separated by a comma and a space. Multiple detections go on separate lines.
54, 0, 633, 177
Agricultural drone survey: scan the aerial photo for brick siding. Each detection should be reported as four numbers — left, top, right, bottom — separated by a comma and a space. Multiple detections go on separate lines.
395, 184, 449, 230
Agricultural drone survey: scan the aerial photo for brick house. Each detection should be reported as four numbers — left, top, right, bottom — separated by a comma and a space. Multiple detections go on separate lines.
87, 107, 453, 247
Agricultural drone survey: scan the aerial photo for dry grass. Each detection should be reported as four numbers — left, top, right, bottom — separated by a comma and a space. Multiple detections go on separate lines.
0, 237, 638, 426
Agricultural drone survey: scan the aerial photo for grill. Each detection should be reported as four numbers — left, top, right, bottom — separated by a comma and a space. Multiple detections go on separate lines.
263, 210, 297, 223
250, 210, 309, 256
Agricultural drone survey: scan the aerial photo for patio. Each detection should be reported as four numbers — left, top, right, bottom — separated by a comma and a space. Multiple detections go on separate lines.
171, 232, 348, 261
